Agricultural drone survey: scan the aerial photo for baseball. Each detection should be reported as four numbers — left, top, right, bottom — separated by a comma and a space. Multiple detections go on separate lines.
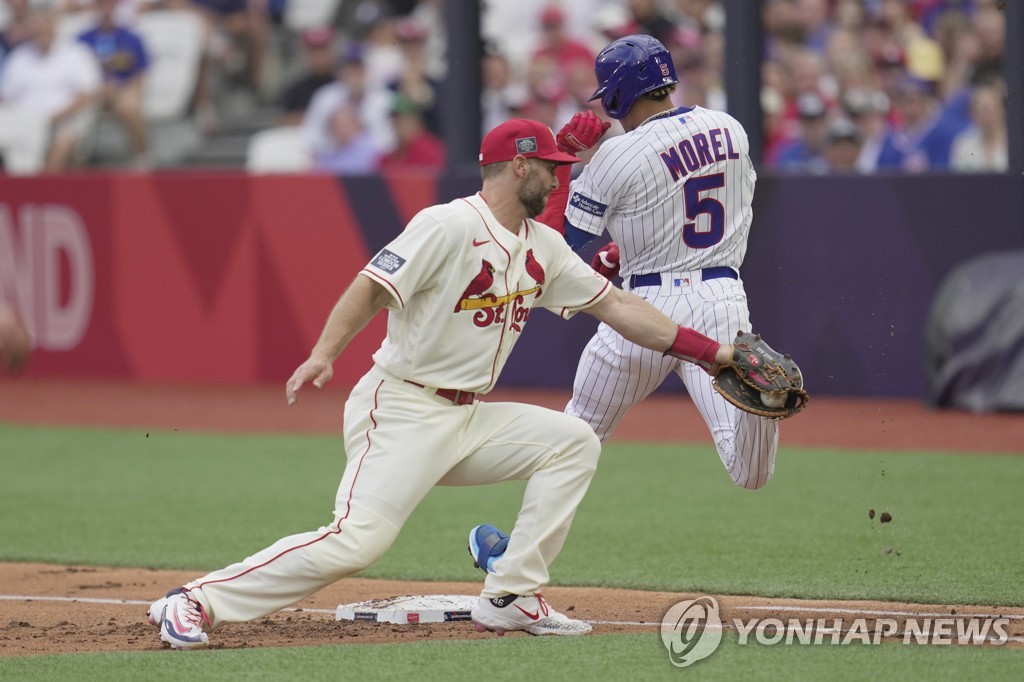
761, 392, 786, 409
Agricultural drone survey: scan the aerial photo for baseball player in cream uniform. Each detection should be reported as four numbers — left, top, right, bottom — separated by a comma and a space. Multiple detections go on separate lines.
147, 118, 736, 647
551, 35, 779, 491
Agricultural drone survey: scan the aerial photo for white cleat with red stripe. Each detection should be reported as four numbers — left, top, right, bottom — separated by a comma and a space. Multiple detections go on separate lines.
150, 591, 210, 649
471, 594, 592, 636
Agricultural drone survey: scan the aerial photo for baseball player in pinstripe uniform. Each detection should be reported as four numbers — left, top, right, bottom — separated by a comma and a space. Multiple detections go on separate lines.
147, 118, 740, 647
468, 34, 782, 580
561, 35, 779, 490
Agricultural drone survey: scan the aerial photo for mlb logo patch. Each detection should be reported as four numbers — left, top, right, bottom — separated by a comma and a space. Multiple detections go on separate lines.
371, 249, 406, 274
515, 137, 538, 154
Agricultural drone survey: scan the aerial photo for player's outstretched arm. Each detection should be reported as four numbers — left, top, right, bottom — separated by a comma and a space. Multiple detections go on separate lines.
584, 287, 731, 374
0, 303, 31, 373
285, 274, 392, 405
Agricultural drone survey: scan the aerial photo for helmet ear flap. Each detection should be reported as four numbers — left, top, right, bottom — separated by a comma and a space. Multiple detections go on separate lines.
605, 90, 620, 117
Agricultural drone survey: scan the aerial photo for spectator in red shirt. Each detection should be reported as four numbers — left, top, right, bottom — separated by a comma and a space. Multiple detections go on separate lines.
379, 94, 445, 171
530, 6, 594, 78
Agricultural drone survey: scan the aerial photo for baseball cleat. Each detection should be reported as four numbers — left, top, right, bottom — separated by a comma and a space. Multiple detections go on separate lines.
155, 591, 210, 649
147, 587, 186, 627
147, 597, 167, 627
468, 524, 509, 573
471, 594, 592, 636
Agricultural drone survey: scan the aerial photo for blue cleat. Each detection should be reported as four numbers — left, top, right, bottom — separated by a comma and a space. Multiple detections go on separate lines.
468, 524, 510, 573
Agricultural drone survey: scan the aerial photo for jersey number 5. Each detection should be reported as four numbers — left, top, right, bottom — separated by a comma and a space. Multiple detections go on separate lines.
682, 173, 725, 249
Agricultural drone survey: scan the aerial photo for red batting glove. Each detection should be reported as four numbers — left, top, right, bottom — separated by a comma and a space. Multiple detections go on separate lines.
556, 110, 611, 155
590, 242, 620, 279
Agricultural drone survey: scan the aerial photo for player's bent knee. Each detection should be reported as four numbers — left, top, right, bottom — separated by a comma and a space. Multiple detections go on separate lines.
553, 416, 601, 475
573, 423, 602, 474
731, 470, 772, 491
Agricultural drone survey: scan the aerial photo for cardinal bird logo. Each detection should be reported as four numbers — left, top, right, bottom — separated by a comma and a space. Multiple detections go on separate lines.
455, 259, 496, 312
524, 249, 545, 285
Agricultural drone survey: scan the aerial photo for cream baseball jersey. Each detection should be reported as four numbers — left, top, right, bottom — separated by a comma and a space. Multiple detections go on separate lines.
564, 106, 755, 278
361, 193, 611, 394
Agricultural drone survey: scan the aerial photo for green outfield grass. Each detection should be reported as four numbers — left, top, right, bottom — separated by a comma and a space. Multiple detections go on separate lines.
1, 424, 1021, 605
1, 634, 1022, 681
1, 423, 1022, 680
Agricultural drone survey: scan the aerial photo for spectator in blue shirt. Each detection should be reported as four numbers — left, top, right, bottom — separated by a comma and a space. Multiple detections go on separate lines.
775, 91, 831, 174
876, 77, 958, 172
78, 0, 150, 165
312, 102, 381, 175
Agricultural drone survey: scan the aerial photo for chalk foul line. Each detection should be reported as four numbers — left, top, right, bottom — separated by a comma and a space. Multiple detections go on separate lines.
2, 594, 1022, 643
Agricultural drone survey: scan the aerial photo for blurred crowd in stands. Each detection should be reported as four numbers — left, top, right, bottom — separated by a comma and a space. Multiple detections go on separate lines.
763, 0, 1008, 173
0, 0, 1010, 175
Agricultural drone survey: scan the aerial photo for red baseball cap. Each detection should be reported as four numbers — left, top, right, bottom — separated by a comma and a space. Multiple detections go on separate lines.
541, 6, 565, 26
479, 119, 578, 166
301, 27, 334, 48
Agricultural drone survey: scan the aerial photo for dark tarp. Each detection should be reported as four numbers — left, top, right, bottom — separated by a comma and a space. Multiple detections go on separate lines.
926, 251, 1024, 411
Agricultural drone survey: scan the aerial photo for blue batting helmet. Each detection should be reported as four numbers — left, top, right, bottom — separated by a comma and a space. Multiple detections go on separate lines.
589, 35, 679, 119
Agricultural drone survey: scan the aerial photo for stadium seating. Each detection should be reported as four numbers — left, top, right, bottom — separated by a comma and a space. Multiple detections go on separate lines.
53, 10, 203, 122
134, 11, 204, 122
245, 125, 311, 173
0, 107, 49, 175
284, 0, 341, 30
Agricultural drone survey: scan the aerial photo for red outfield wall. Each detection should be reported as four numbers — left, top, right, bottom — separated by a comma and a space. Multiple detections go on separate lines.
0, 174, 447, 385
4, 172, 1022, 397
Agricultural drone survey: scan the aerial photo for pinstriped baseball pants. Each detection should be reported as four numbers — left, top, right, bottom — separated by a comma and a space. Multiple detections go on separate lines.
566, 275, 779, 490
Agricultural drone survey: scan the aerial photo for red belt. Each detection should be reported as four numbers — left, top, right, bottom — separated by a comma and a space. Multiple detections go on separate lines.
405, 381, 476, 405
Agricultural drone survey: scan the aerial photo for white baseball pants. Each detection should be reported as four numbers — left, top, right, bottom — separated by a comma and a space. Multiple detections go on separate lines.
566, 273, 778, 490
184, 369, 600, 627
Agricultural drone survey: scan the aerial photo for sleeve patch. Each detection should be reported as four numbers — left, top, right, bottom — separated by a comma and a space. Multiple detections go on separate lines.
370, 249, 406, 274
569, 192, 607, 217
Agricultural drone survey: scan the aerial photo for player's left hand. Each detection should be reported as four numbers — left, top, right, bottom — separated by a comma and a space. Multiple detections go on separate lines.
285, 355, 333, 405
556, 110, 611, 155
590, 241, 620, 279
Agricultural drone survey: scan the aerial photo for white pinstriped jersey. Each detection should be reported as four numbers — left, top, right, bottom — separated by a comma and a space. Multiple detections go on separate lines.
564, 106, 755, 278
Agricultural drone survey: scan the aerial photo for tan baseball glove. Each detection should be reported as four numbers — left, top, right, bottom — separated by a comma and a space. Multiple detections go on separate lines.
714, 331, 809, 419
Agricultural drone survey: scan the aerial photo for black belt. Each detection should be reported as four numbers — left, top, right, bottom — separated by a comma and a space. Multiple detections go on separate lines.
628, 267, 738, 289
405, 381, 476, 405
